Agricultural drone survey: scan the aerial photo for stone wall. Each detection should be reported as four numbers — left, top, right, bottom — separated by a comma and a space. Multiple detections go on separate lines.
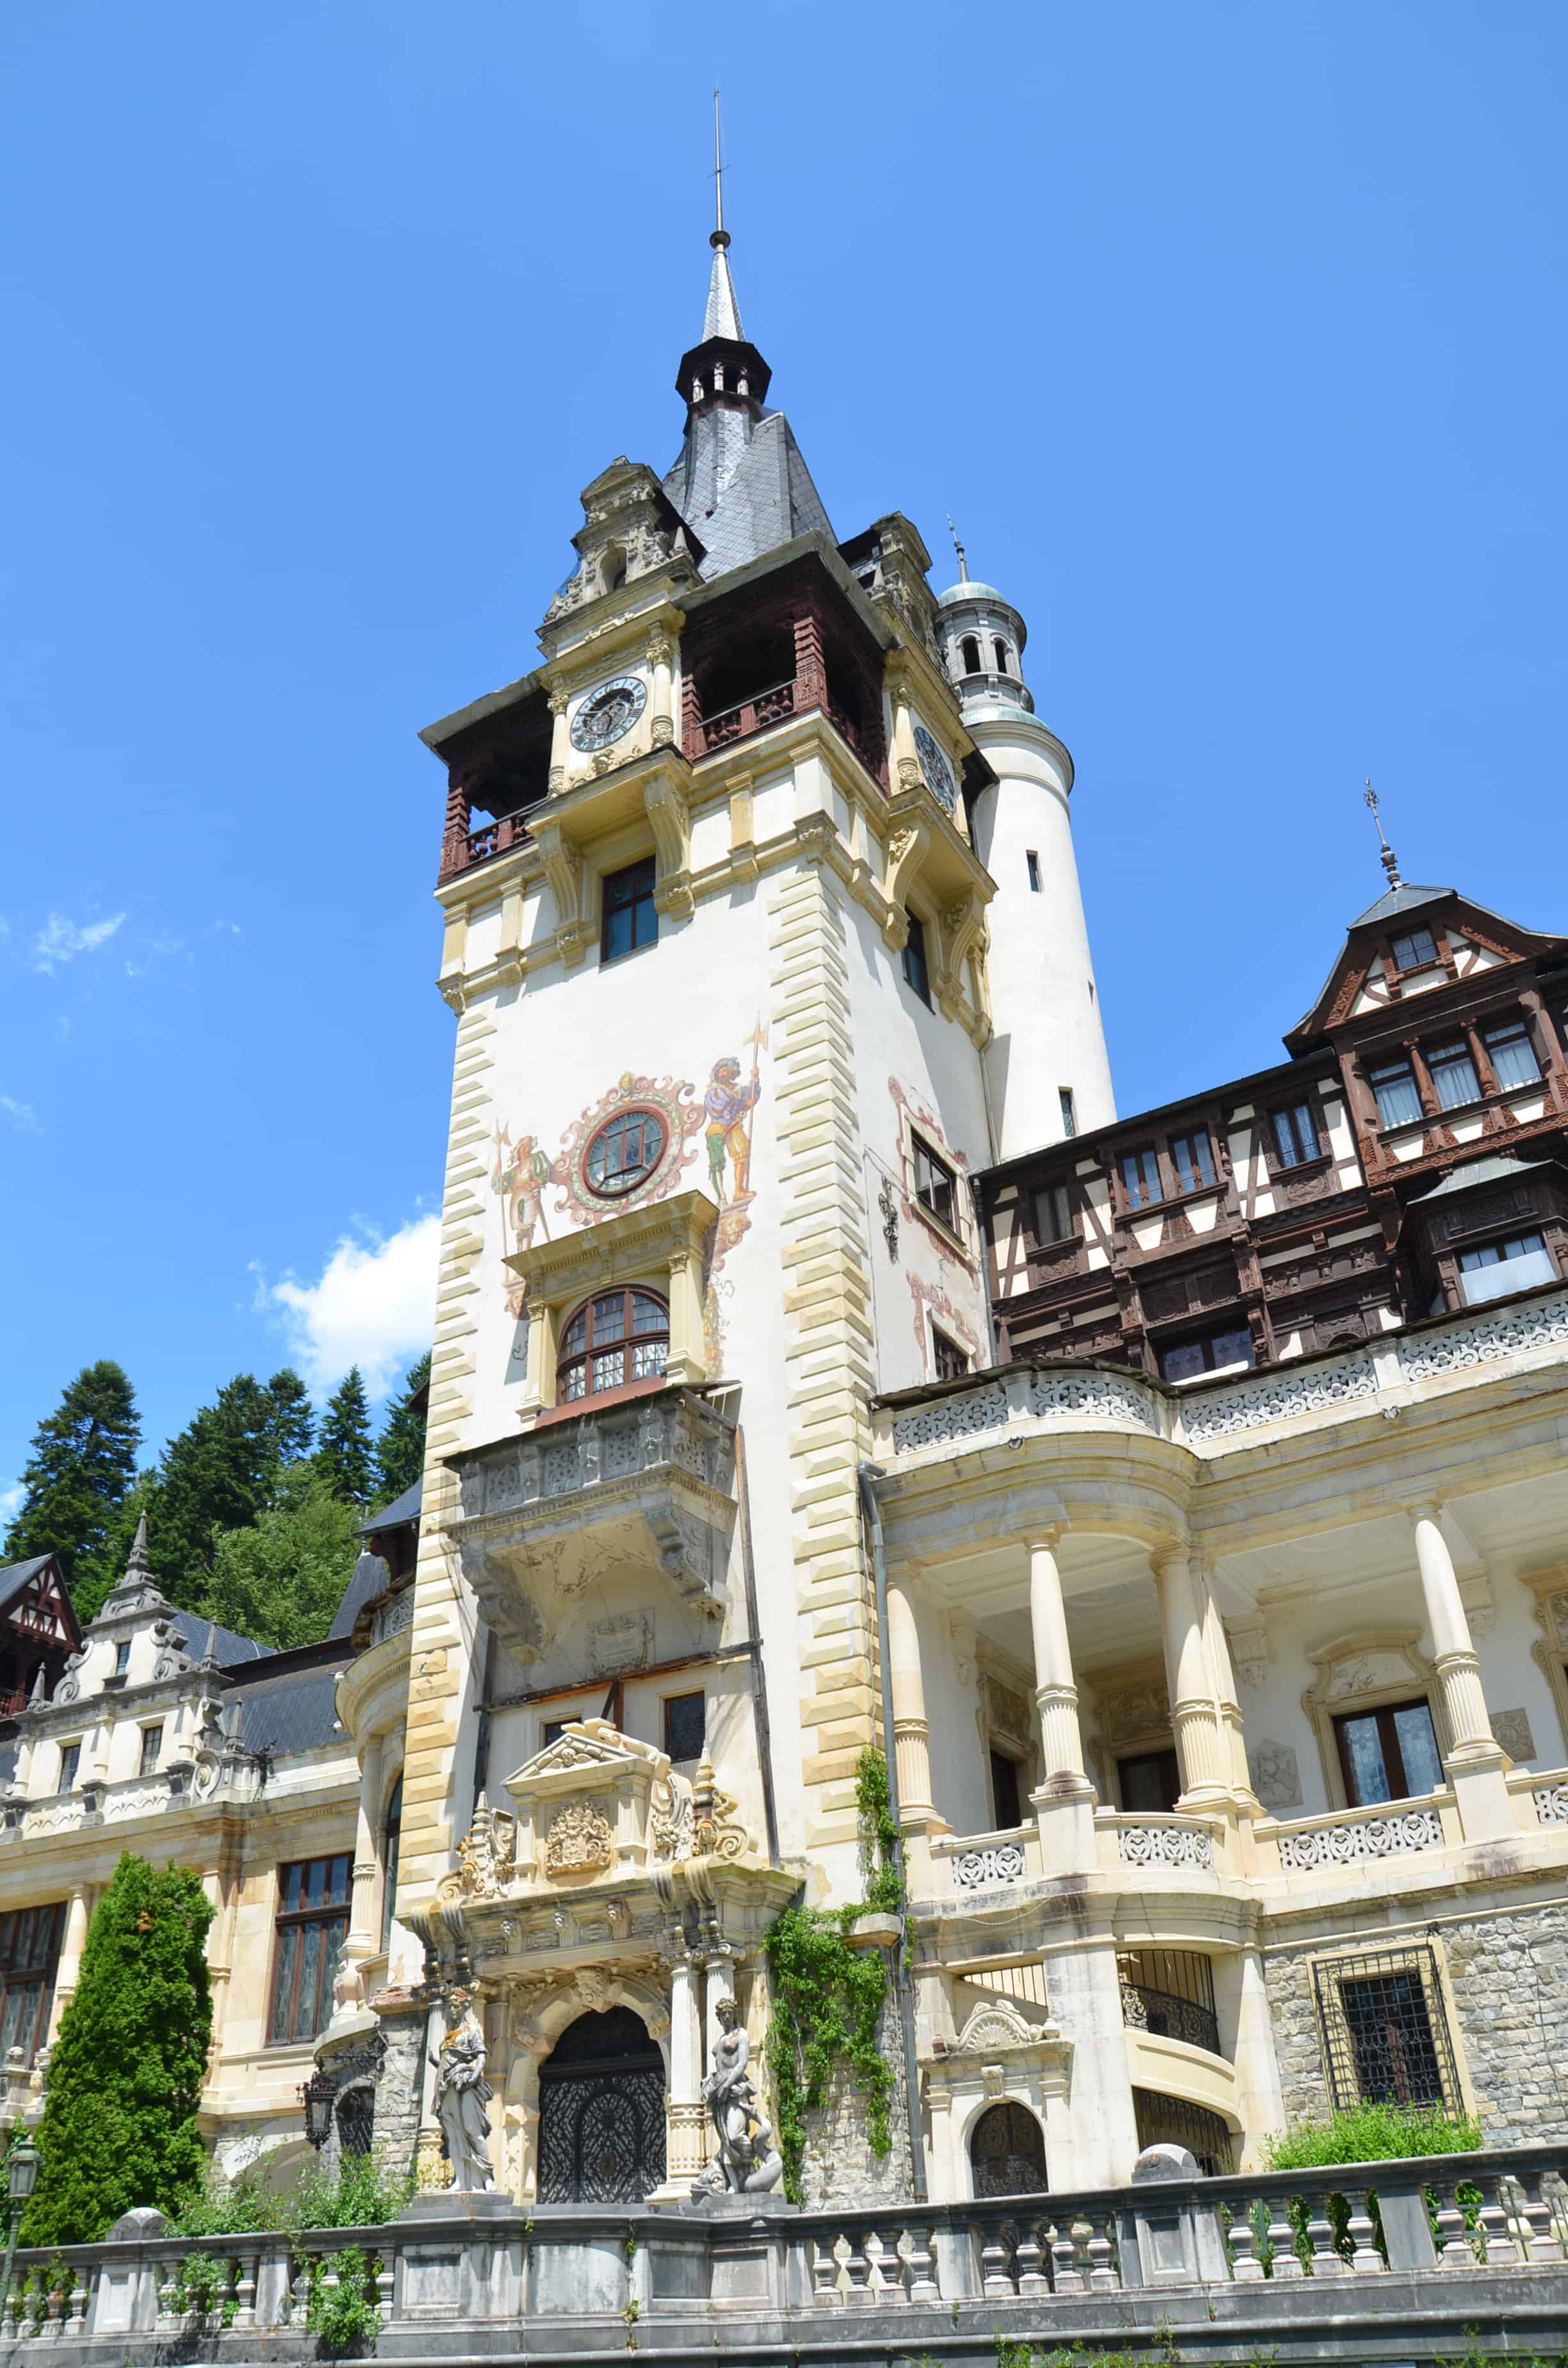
797, 1980, 913, 2207
371, 2000, 430, 2178
1264, 1903, 1568, 2142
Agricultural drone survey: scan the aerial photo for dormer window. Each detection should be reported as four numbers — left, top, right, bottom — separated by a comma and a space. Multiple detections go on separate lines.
1390, 924, 1439, 972
1428, 1040, 1480, 1111
1369, 1057, 1422, 1128
1122, 1147, 1162, 1210
1271, 1101, 1320, 1169
1485, 1019, 1540, 1089
1170, 1131, 1216, 1194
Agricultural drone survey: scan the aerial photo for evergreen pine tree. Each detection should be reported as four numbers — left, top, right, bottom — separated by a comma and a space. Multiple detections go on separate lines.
3, 1362, 140, 1588
22, 1853, 214, 2246
204, 1466, 361, 1651
315, 1367, 375, 1505
263, 1367, 315, 1467
373, 1351, 430, 1506
152, 1374, 284, 1608
70, 1472, 161, 1624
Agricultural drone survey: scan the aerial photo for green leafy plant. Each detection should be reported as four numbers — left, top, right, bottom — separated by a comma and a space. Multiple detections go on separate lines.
304, 2246, 381, 2355
170, 2248, 234, 2323
763, 1748, 903, 2201
22, 1854, 215, 2246
1262, 2100, 1480, 2167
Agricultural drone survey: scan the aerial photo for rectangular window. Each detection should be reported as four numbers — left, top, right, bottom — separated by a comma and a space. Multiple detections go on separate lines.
1427, 1039, 1480, 1110
1457, 1229, 1555, 1305
56, 1744, 79, 1794
1118, 1748, 1181, 1814
0, 1905, 65, 2069
1025, 850, 1041, 893
139, 1725, 163, 1775
1313, 1946, 1459, 2114
932, 1326, 970, 1381
268, 1854, 352, 2046
902, 913, 931, 1007
1059, 1087, 1077, 1139
912, 1137, 958, 1231
600, 857, 658, 964
1271, 1101, 1319, 1169
663, 1691, 706, 1766
1033, 1183, 1074, 1245
1485, 1019, 1541, 1089
1369, 1058, 1423, 1128
1170, 1131, 1216, 1194
114, 1641, 131, 1675
1159, 1327, 1255, 1384
541, 1719, 571, 1750
1333, 1697, 1443, 1807
1121, 1147, 1163, 1209
988, 1750, 1023, 1830
1389, 925, 1439, 971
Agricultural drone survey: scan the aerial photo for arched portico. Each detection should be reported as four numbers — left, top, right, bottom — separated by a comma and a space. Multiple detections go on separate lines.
503, 1973, 673, 2202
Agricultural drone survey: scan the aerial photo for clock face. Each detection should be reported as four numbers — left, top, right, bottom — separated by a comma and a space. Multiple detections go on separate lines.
570, 675, 648, 753
913, 723, 956, 814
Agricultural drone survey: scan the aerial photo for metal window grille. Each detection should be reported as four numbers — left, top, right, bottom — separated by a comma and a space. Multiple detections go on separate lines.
1131, 2088, 1234, 2175
1311, 1945, 1459, 2114
1120, 1949, 1221, 2057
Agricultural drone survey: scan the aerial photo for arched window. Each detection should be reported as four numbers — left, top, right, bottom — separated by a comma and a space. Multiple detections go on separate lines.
970, 2100, 1047, 2196
993, 637, 1010, 673
558, 1289, 669, 1404
602, 544, 627, 595
960, 634, 981, 675
380, 1774, 402, 1952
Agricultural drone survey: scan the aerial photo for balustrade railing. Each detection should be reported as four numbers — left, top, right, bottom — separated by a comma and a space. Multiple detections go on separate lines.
699, 678, 796, 751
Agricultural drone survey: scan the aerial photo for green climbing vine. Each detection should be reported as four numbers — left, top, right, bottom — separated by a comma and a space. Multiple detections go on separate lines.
763, 1747, 905, 2202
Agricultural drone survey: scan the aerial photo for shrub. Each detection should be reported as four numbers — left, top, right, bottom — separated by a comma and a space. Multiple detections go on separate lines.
1262, 2100, 1481, 2167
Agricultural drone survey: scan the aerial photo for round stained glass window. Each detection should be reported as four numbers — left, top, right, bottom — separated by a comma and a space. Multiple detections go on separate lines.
584, 1106, 667, 1199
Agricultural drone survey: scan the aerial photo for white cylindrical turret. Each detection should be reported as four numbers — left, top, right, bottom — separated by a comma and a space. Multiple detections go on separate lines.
935, 575, 1114, 1160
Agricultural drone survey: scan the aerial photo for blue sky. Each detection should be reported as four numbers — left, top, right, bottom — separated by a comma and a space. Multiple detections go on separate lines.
2, 0, 1565, 1502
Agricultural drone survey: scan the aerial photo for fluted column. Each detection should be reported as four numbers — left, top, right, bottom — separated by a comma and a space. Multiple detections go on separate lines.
47, 1889, 92, 2045
1408, 1504, 1511, 1844
648, 632, 676, 748
1194, 1557, 1259, 1811
1027, 1532, 1090, 1791
1153, 1543, 1229, 1805
547, 688, 571, 793
886, 1576, 939, 1829
657, 1949, 708, 2191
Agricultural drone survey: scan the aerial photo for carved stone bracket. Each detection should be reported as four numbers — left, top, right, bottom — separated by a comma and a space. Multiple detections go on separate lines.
644, 776, 694, 919
530, 816, 590, 969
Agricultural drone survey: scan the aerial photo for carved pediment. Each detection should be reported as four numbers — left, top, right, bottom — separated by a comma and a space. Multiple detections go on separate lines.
514, 1721, 651, 1783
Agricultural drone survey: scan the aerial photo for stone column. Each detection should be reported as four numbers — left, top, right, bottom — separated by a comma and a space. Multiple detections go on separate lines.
340, 1737, 382, 1998
663, 1244, 708, 1387
1027, 1532, 1096, 1868
889, 678, 921, 796
1152, 1543, 1229, 1806
1410, 1504, 1510, 1840
886, 1576, 939, 1831
47, 1889, 92, 2043
546, 689, 571, 793
1194, 1558, 1259, 1811
648, 632, 675, 748
653, 1950, 706, 2196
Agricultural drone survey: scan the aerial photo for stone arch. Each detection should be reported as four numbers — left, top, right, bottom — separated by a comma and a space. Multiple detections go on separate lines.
503, 1971, 671, 2201
534, 2006, 667, 2204
968, 2097, 1048, 2197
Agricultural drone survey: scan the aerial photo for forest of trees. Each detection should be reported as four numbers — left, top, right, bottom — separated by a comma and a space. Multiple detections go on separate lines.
2, 1351, 430, 1652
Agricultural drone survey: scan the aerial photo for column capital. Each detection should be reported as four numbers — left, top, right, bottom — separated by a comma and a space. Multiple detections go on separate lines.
1407, 1498, 1446, 1527
1150, 1537, 1191, 1581
1025, 1526, 1063, 1554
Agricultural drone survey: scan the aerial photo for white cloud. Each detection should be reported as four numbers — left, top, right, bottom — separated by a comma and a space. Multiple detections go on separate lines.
257, 1215, 441, 1398
0, 1483, 24, 1523
29, 912, 125, 973
0, 1096, 40, 1135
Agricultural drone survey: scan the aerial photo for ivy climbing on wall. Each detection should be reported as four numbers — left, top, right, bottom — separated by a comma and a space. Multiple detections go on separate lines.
763, 1747, 904, 2202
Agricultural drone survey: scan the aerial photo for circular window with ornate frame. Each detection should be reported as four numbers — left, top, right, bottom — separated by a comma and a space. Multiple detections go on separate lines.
582, 1105, 668, 1200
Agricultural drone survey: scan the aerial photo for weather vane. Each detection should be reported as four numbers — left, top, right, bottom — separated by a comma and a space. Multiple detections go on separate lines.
1364, 779, 1402, 890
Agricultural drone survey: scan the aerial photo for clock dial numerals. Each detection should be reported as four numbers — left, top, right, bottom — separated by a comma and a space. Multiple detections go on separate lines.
913, 723, 956, 813
569, 675, 648, 753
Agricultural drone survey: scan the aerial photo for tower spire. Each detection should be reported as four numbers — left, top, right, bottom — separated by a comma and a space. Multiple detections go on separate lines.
947, 515, 970, 583
702, 89, 743, 341
1364, 779, 1402, 890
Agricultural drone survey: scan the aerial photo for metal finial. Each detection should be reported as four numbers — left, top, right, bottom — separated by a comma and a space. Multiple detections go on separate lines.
711, 88, 729, 251
1364, 780, 1402, 889
947, 515, 969, 582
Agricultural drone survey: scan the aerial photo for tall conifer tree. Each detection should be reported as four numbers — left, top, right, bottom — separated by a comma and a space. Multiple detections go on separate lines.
152, 1374, 284, 1607
262, 1367, 315, 1467
315, 1367, 375, 1505
374, 1351, 430, 1505
22, 1854, 214, 2246
3, 1362, 140, 1588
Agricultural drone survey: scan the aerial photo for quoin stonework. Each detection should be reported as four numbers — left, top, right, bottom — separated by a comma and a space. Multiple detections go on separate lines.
6, 202, 1568, 2248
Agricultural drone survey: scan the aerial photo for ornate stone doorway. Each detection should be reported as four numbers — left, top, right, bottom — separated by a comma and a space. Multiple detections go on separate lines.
537, 2007, 667, 2203
970, 2100, 1048, 2196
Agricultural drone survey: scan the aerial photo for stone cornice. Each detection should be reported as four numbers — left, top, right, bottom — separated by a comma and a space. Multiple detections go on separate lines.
505, 1186, 718, 1302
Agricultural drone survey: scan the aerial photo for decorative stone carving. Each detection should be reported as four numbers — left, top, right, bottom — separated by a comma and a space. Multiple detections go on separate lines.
589, 1613, 651, 1675
1277, 1807, 1442, 1870
1100, 1673, 1172, 1750
892, 1387, 1008, 1452
544, 1802, 614, 1877
1030, 1373, 1160, 1431
952, 1998, 1040, 2053
1116, 1823, 1214, 1870
1247, 1741, 1303, 1814
951, 1844, 1027, 1889
1490, 1707, 1536, 1764
1181, 1357, 1378, 1443
983, 1677, 1032, 1747
1533, 1784, 1568, 1825
692, 1997, 783, 2196
50, 1650, 86, 1707
150, 1619, 194, 1681
430, 1988, 493, 2193
1400, 1288, 1568, 1381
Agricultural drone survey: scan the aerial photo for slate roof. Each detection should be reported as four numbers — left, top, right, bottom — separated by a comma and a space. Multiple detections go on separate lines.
167, 1612, 266, 1669
1350, 881, 1454, 929
228, 1666, 346, 1759
359, 1478, 421, 1535
664, 410, 834, 581
0, 1558, 53, 1615
703, 243, 742, 341
329, 1550, 393, 1641
1407, 1153, 1559, 1204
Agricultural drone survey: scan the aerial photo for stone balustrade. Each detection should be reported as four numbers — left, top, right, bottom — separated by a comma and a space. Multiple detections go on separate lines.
6, 2146, 1564, 2362
1257, 1791, 1457, 1875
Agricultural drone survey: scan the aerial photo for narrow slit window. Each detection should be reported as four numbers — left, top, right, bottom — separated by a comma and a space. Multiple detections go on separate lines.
1025, 850, 1041, 893
902, 913, 931, 1007
1059, 1087, 1077, 1138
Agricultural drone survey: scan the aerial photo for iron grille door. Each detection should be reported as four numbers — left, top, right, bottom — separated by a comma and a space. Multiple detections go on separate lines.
537, 2064, 666, 2203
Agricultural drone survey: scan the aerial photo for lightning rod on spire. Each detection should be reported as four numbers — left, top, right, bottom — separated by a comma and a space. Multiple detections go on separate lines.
947, 515, 969, 582
712, 88, 729, 251
1364, 780, 1403, 890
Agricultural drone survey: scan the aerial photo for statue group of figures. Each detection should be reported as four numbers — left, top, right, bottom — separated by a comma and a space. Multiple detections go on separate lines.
692, 1996, 784, 2198
430, 1986, 783, 2202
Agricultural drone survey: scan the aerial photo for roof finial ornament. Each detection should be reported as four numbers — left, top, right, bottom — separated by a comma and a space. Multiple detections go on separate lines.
711, 87, 728, 252
126, 1508, 151, 1577
1364, 779, 1402, 889
947, 516, 969, 582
